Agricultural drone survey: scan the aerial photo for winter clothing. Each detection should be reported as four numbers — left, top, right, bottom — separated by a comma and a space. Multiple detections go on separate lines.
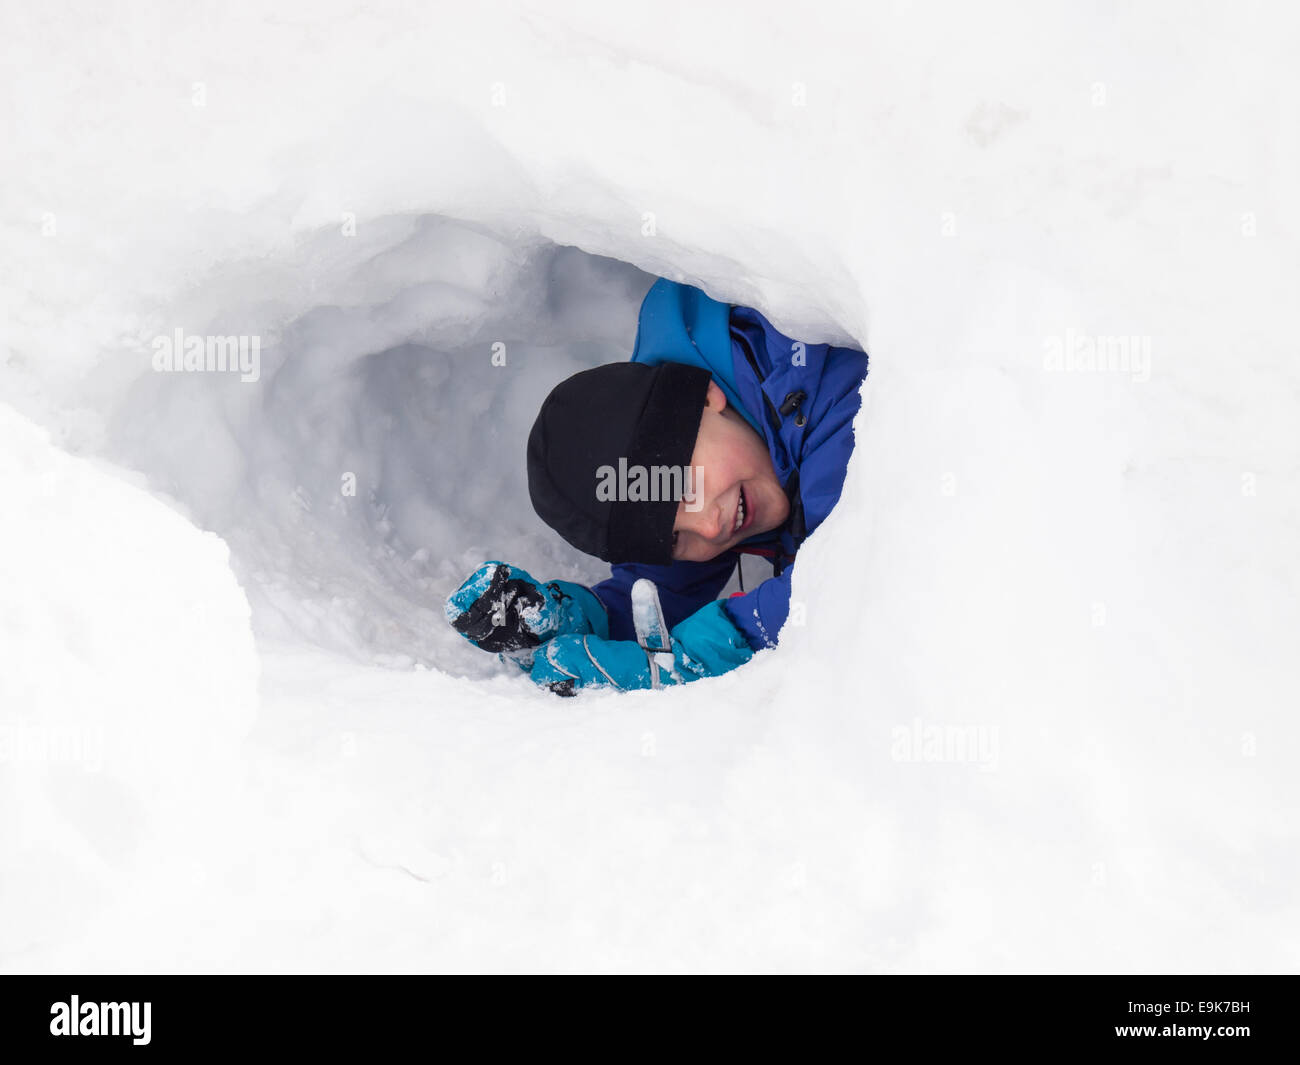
590, 279, 869, 654
446, 277, 868, 695
527, 599, 755, 696
445, 561, 608, 671
526, 361, 713, 565
445, 561, 753, 695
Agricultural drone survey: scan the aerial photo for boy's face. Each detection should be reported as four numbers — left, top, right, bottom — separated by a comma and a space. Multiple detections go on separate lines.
671, 380, 791, 562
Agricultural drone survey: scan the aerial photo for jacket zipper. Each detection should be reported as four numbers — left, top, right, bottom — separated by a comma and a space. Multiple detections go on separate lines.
736, 333, 785, 436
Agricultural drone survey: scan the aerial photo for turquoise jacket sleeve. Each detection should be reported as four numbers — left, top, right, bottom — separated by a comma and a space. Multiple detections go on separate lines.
528, 599, 755, 696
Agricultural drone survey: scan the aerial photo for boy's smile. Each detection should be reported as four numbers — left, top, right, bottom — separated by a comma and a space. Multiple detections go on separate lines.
671, 380, 790, 562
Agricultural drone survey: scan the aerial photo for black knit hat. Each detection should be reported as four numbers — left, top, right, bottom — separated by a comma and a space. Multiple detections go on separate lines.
527, 362, 713, 565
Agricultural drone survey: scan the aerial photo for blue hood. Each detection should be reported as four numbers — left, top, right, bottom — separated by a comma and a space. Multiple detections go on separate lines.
629, 278, 766, 439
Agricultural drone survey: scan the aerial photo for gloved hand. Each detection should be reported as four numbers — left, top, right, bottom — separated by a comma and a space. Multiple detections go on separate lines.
444, 561, 609, 671
528, 599, 756, 696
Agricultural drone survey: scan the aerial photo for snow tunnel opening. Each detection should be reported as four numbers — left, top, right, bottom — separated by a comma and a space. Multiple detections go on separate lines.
106, 214, 692, 677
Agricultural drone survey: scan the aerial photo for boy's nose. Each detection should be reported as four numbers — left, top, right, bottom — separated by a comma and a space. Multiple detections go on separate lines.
678, 499, 729, 544
699, 504, 726, 542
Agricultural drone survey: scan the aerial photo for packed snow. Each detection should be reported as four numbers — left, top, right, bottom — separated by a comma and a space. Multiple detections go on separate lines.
2, 0, 1297, 972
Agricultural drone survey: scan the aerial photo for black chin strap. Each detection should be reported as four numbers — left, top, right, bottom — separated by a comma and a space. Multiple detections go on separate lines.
773, 469, 806, 579
732, 470, 803, 588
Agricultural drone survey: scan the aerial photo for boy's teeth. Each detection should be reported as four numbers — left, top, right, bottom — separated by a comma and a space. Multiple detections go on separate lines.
735, 489, 745, 531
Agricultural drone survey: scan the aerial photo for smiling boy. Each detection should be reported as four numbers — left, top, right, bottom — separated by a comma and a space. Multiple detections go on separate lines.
661, 378, 791, 562
446, 277, 868, 695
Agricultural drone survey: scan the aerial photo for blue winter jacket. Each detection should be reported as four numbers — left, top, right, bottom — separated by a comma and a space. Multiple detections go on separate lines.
591, 279, 869, 652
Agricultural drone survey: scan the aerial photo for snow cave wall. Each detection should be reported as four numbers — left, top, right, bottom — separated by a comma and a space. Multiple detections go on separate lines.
2, 1, 1298, 971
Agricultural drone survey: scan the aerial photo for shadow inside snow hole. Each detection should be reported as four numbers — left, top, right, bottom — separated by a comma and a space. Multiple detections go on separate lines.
106, 214, 690, 676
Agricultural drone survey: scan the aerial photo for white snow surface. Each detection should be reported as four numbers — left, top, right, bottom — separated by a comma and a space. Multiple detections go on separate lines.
2, 0, 1297, 972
